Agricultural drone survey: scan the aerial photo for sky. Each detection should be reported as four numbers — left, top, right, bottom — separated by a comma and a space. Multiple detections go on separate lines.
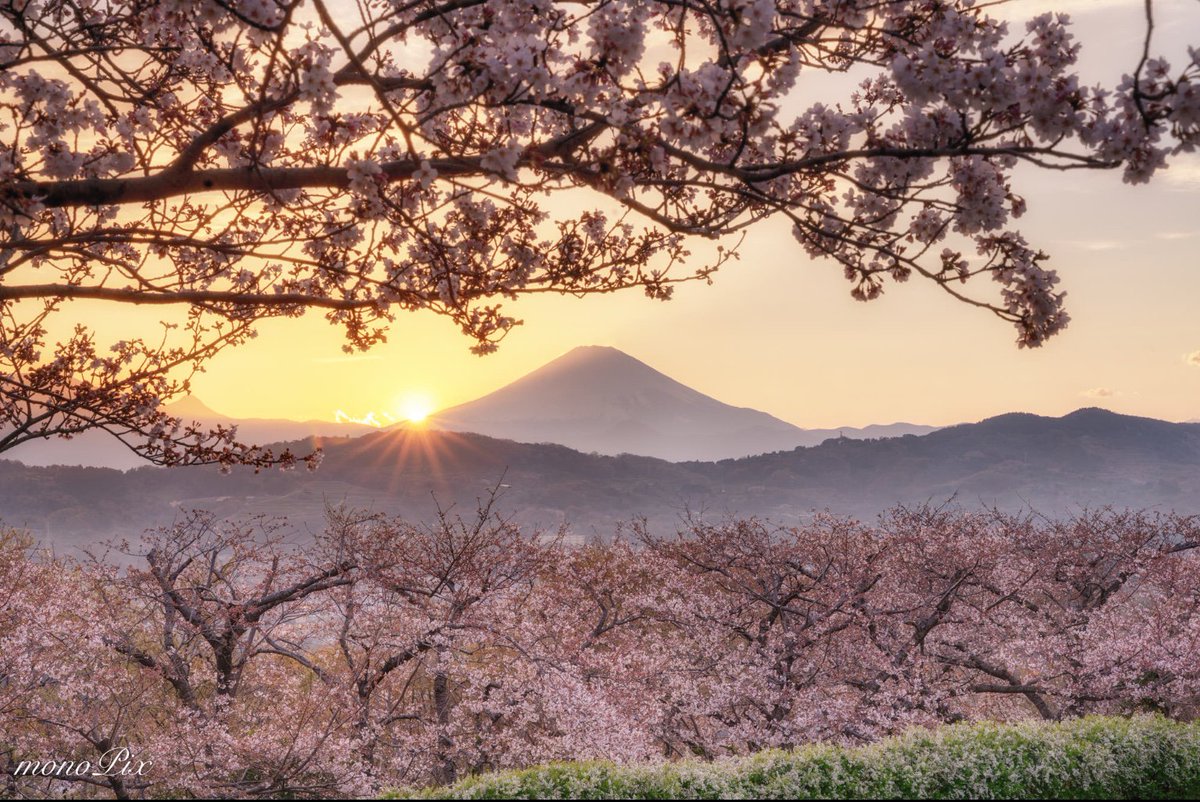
180, 0, 1200, 430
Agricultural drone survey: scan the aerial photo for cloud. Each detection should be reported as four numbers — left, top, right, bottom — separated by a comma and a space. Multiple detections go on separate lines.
1186, 351, 1200, 367
1082, 387, 1117, 398
1161, 159, 1200, 190
334, 409, 391, 427
1000, 0, 1139, 16
1062, 239, 1125, 252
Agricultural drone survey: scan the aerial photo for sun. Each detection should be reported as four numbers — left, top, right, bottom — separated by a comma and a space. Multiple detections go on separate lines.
397, 392, 435, 424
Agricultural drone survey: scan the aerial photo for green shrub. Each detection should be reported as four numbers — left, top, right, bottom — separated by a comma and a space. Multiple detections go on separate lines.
385, 716, 1200, 799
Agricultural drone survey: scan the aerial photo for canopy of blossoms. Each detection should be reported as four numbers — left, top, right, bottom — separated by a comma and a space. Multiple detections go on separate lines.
0, 0, 1197, 464
2, 505, 1197, 796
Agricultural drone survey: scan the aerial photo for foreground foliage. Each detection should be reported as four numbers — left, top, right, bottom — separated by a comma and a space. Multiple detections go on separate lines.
1, 505, 1198, 797
393, 716, 1200, 800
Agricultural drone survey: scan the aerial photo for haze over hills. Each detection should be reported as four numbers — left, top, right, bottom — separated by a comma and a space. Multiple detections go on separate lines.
429, 345, 939, 461
5, 407, 1200, 548
158, 396, 379, 445
7, 348, 1199, 549
4, 396, 378, 469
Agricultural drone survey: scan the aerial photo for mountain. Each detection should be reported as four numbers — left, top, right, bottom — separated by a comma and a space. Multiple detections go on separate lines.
702, 407, 1200, 516
4, 407, 1200, 549
2, 347, 939, 468
430, 346, 938, 461
4, 397, 377, 469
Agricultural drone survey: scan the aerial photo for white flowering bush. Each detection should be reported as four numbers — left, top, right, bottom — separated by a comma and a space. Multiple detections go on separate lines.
393, 716, 1200, 800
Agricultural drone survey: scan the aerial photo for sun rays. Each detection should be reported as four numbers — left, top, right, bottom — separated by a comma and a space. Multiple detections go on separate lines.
334, 391, 437, 429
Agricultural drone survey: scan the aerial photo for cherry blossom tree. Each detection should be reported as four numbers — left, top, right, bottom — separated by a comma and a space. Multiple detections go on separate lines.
65, 512, 364, 798
324, 496, 560, 787
1, 0, 1197, 465
628, 507, 1200, 750
0, 529, 167, 799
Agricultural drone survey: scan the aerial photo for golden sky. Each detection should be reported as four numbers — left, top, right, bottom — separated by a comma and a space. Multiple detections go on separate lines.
165, 1, 1200, 428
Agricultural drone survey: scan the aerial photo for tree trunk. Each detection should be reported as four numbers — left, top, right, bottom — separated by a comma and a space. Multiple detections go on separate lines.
432, 661, 456, 786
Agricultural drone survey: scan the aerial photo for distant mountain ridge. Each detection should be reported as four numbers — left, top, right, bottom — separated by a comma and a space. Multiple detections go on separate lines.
429, 345, 939, 461
4, 396, 377, 469
5, 406, 1200, 548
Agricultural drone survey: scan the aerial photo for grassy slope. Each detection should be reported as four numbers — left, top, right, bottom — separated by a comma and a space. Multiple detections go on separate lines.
387, 716, 1200, 800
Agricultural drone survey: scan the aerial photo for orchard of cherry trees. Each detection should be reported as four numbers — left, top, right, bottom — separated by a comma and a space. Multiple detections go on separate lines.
2, 503, 1198, 797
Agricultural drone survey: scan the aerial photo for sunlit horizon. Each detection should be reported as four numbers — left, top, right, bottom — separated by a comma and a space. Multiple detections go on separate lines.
331, 392, 438, 428
398, 392, 436, 424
